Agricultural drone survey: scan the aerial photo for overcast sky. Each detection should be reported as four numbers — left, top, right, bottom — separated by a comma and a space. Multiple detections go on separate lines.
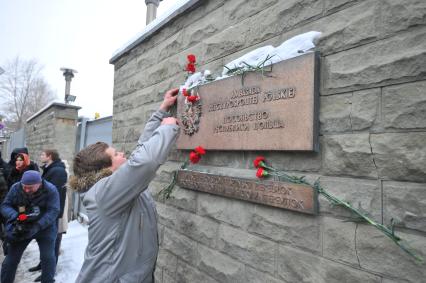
0, 0, 174, 118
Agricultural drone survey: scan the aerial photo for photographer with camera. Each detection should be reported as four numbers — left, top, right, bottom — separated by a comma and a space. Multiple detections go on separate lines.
0, 170, 59, 283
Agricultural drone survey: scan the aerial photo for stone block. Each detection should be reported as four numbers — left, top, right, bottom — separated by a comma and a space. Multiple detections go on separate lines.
319, 0, 426, 55
323, 27, 426, 94
370, 132, 426, 182
217, 224, 276, 274
316, 176, 382, 220
277, 245, 382, 283
322, 134, 377, 178
324, 0, 360, 13
197, 193, 255, 230
196, 244, 246, 283
154, 267, 163, 283
383, 181, 426, 233
322, 217, 359, 266
157, 249, 178, 275
320, 93, 352, 133
156, 203, 219, 248
357, 224, 426, 282
176, 262, 219, 283
248, 205, 321, 254
243, 266, 284, 283
320, 88, 379, 133
162, 270, 176, 283
383, 80, 426, 129
162, 227, 198, 264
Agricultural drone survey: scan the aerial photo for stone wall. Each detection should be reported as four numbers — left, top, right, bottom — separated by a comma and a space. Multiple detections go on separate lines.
26, 103, 80, 174
111, 0, 426, 282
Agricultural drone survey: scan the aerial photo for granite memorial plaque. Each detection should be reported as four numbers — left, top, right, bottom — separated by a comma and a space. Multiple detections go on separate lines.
176, 170, 318, 215
176, 52, 319, 151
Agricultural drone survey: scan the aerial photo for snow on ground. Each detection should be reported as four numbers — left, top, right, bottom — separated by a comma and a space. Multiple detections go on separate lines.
0, 220, 88, 283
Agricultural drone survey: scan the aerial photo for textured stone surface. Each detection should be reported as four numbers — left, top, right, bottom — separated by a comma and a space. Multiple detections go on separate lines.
357, 224, 426, 282
175, 262, 219, 283
370, 132, 426, 182
248, 205, 321, 253
156, 203, 219, 248
320, 88, 379, 133
162, 228, 198, 264
196, 244, 245, 283
383, 181, 426, 233
322, 134, 378, 178
157, 249, 178, 276
383, 80, 426, 129
277, 245, 382, 283
217, 224, 276, 274
243, 266, 285, 283
197, 193, 255, 230
322, 217, 359, 266
319, 0, 426, 55
317, 176, 382, 220
323, 27, 426, 94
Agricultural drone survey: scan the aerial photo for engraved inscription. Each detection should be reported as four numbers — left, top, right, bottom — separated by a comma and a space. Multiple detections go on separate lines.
176, 52, 319, 151
176, 170, 318, 215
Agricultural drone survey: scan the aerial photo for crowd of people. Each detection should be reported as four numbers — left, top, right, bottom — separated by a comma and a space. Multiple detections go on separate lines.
0, 148, 68, 283
0, 88, 179, 283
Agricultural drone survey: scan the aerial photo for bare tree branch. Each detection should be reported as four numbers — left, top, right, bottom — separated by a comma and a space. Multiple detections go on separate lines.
0, 57, 57, 131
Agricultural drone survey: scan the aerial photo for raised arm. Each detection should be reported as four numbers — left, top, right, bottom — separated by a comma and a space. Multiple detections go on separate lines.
96, 123, 179, 216
139, 88, 179, 143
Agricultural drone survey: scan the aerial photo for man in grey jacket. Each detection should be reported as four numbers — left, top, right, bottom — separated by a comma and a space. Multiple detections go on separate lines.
69, 88, 179, 283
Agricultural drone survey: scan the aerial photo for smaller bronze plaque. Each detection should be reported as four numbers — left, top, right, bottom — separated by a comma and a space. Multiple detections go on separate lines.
176, 170, 318, 215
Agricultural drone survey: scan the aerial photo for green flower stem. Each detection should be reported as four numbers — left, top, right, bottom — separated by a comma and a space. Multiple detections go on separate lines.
158, 161, 189, 200
260, 164, 424, 263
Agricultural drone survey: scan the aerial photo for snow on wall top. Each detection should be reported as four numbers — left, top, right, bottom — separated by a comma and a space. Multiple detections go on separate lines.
109, 0, 201, 64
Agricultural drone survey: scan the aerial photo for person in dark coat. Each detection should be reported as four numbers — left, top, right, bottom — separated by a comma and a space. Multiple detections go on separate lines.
1, 170, 59, 283
7, 152, 39, 189
0, 151, 8, 203
28, 149, 68, 281
0, 151, 9, 249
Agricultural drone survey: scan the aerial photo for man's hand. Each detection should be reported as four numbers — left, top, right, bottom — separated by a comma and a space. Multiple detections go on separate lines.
161, 117, 178, 126
159, 88, 179, 112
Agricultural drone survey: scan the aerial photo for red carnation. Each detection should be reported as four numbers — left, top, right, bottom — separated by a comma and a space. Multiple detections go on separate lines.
253, 156, 266, 168
18, 214, 28, 221
256, 168, 268, 178
187, 95, 198, 103
182, 88, 189, 97
189, 151, 201, 164
194, 146, 206, 155
187, 54, 196, 63
186, 63, 196, 73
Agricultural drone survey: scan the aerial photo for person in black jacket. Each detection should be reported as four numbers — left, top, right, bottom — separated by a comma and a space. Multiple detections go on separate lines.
0, 151, 9, 250
28, 149, 68, 281
1, 170, 59, 283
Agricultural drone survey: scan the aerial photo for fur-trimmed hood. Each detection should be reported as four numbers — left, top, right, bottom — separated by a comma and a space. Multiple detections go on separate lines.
68, 168, 112, 193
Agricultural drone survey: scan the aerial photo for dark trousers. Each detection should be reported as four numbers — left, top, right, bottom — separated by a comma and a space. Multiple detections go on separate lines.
1, 225, 56, 283
54, 232, 62, 264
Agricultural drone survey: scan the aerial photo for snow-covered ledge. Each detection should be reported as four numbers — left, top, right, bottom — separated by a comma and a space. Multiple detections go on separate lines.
109, 0, 202, 64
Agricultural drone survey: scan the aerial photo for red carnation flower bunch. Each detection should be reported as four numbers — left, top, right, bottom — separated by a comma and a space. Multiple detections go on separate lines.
182, 87, 200, 104
159, 146, 206, 200
189, 146, 206, 164
18, 214, 28, 221
185, 54, 196, 74
253, 156, 268, 178
181, 54, 200, 104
